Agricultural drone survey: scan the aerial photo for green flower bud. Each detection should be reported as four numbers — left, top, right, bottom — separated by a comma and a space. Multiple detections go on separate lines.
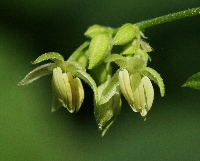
89, 62, 112, 85
51, 67, 84, 113
84, 24, 114, 39
88, 33, 111, 69
84, 25, 107, 38
94, 81, 121, 136
68, 42, 89, 69
113, 23, 140, 45
119, 69, 154, 117
70, 50, 88, 69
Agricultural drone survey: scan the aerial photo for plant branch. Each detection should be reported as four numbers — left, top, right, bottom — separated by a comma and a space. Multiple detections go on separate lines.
135, 7, 200, 30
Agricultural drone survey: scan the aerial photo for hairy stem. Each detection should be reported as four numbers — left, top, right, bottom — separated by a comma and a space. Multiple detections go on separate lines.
135, 7, 200, 30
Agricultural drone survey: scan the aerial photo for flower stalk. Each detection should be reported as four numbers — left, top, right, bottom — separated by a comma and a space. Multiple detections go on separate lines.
135, 7, 200, 30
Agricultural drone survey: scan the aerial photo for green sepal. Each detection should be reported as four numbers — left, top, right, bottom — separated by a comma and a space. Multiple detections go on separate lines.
73, 69, 98, 102
99, 71, 120, 105
88, 33, 111, 69
94, 93, 121, 137
73, 51, 88, 69
18, 63, 56, 86
126, 51, 148, 71
142, 67, 165, 97
68, 42, 89, 68
121, 40, 140, 55
113, 23, 140, 45
59, 61, 85, 73
104, 54, 127, 68
59, 61, 97, 97
182, 72, 200, 90
32, 52, 64, 64
140, 40, 153, 52
68, 41, 89, 60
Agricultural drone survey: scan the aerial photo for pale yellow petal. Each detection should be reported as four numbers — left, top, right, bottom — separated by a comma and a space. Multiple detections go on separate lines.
141, 76, 154, 111
119, 69, 134, 105
66, 72, 76, 113
52, 67, 67, 102
138, 80, 146, 110
130, 73, 141, 112
63, 73, 74, 112
74, 77, 84, 112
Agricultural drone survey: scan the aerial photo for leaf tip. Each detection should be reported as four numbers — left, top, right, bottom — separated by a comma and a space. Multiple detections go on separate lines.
181, 83, 187, 88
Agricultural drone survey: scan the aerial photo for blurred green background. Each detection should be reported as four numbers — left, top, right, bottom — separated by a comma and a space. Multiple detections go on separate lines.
1, 1, 200, 160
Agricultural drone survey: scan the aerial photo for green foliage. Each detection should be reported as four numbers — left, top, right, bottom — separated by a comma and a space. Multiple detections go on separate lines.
182, 72, 200, 90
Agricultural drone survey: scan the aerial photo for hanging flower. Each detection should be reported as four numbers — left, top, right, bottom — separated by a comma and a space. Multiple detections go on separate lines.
118, 69, 154, 117
51, 67, 84, 113
19, 52, 98, 113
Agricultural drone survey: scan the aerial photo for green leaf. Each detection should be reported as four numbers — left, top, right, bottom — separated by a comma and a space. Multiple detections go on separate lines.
18, 63, 56, 85
32, 52, 64, 64
142, 67, 165, 97
182, 72, 200, 90
104, 54, 127, 68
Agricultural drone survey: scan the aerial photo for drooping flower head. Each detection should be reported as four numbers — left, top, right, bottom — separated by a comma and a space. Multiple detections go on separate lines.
19, 23, 165, 136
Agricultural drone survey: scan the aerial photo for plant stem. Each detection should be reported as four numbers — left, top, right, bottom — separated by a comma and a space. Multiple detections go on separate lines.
135, 7, 200, 30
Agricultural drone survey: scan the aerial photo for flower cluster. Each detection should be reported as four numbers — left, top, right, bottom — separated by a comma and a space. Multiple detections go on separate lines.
19, 23, 165, 136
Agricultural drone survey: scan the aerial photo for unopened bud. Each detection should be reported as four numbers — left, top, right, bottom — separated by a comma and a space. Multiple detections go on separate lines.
95, 81, 121, 136
84, 25, 113, 38
113, 23, 140, 45
88, 33, 111, 69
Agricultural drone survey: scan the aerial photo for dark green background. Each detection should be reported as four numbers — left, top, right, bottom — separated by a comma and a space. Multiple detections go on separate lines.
1, 1, 200, 160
